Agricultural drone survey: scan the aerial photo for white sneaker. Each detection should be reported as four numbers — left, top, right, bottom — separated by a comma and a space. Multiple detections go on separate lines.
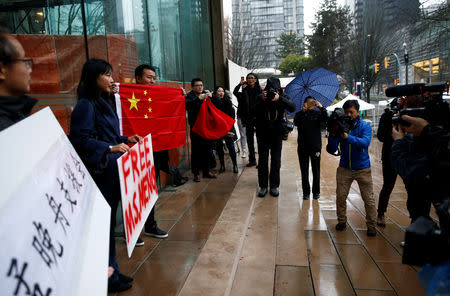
241, 150, 247, 158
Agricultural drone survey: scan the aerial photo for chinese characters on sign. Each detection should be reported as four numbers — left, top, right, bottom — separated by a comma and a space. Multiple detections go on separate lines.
0, 108, 110, 296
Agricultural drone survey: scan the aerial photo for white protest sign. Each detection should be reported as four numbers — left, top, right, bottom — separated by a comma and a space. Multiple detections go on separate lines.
0, 107, 111, 296
117, 134, 158, 257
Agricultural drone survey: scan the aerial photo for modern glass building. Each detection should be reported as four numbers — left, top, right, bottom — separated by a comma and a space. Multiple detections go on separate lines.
0, 0, 226, 129
232, 0, 304, 69
0, 0, 227, 181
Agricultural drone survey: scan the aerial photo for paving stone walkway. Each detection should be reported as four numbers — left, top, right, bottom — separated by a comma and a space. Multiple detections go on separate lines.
113, 131, 426, 296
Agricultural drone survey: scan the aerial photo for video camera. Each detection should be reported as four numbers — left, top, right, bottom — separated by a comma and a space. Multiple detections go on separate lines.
385, 82, 449, 129
386, 82, 450, 266
327, 107, 352, 135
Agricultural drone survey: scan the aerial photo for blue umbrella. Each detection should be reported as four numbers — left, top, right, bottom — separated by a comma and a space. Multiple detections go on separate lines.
285, 68, 339, 115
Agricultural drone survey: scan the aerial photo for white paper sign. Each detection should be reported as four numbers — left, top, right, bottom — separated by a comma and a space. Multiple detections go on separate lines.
117, 134, 158, 257
0, 108, 111, 296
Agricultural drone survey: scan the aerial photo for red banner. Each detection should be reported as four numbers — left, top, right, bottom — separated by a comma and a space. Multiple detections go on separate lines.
192, 98, 236, 140
117, 83, 186, 152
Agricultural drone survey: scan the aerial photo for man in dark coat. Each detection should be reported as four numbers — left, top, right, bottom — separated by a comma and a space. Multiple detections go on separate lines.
376, 105, 398, 226
128, 64, 169, 247
254, 77, 296, 197
185, 78, 217, 182
294, 96, 327, 200
0, 30, 36, 132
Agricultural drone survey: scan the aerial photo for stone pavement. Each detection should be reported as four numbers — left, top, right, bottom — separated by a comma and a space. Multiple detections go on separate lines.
112, 131, 428, 296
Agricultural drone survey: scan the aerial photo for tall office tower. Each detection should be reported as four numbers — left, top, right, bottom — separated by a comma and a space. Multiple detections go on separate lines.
354, 0, 420, 33
232, 0, 304, 69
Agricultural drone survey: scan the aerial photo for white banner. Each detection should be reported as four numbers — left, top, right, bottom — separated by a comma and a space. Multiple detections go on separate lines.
117, 134, 158, 257
0, 108, 111, 296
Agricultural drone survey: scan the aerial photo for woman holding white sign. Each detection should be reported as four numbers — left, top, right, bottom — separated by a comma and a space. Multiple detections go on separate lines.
69, 59, 141, 293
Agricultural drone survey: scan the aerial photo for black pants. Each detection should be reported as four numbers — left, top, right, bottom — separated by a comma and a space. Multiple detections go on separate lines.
257, 133, 283, 189
144, 150, 168, 231
93, 158, 122, 284
377, 154, 398, 215
246, 122, 256, 162
217, 137, 237, 166
297, 146, 321, 196
405, 182, 432, 222
190, 131, 212, 176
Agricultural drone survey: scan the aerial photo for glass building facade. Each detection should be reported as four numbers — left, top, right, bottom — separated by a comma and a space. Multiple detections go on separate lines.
232, 0, 304, 68
0, 0, 220, 129
0, 0, 225, 181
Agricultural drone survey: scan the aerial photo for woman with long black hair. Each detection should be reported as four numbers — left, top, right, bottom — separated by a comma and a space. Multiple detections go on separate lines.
69, 59, 140, 293
212, 86, 238, 173
233, 73, 262, 167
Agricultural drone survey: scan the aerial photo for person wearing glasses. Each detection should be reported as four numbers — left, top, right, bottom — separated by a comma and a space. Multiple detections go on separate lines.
0, 29, 36, 132
185, 78, 217, 182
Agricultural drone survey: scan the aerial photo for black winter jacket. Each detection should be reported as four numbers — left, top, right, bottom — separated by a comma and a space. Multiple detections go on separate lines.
294, 106, 327, 152
0, 95, 37, 132
253, 78, 295, 133
377, 109, 395, 161
233, 83, 262, 124
185, 90, 205, 127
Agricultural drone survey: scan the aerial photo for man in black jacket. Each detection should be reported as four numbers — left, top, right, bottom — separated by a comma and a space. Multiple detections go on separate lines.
0, 30, 36, 132
376, 105, 398, 226
185, 78, 217, 182
294, 96, 327, 200
254, 77, 296, 197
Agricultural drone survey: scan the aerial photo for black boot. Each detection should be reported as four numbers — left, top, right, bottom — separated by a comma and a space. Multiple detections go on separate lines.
233, 164, 238, 173
219, 163, 225, 173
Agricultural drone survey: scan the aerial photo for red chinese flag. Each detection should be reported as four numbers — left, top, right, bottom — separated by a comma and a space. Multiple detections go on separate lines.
116, 83, 186, 152
192, 98, 236, 140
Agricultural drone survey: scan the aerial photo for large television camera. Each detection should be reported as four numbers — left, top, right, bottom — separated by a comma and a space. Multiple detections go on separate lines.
327, 107, 352, 135
385, 82, 450, 266
386, 82, 449, 129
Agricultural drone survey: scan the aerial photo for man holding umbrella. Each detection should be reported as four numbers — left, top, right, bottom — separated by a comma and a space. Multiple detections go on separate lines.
294, 96, 328, 200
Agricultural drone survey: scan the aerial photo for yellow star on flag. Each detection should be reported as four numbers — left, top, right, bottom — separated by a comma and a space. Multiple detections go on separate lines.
144, 90, 147, 95
148, 97, 152, 102
148, 107, 152, 113
128, 92, 140, 111
144, 114, 148, 119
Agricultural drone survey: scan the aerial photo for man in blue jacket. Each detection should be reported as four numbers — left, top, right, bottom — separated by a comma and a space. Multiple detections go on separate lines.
326, 100, 377, 236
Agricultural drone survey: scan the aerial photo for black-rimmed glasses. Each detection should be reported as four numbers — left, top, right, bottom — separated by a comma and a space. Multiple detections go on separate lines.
13, 58, 33, 69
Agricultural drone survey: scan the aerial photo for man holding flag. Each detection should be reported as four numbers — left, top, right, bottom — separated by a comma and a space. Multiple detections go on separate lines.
185, 78, 217, 182
115, 65, 188, 245
133, 64, 169, 243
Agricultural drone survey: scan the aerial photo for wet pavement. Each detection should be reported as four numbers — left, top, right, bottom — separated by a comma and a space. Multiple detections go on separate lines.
112, 131, 427, 296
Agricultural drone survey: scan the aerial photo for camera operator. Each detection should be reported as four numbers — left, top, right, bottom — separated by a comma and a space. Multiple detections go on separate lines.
254, 77, 295, 197
391, 95, 432, 223
392, 114, 450, 290
375, 99, 400, 226
326, 100, 377, 237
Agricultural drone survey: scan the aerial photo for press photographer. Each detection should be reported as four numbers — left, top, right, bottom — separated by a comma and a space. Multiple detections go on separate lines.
387, 82, 450, 270
254, 77, 295, 197
375, 98, 400, 227
326, 100, 377, 237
